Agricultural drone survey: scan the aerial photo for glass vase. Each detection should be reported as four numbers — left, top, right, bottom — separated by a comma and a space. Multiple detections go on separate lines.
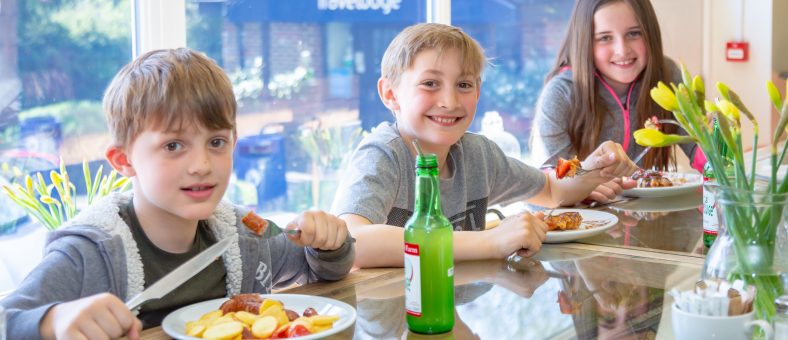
702, 186, 788, 325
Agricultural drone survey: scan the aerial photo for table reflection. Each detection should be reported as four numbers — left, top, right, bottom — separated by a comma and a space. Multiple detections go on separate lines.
344, 248, 699, 340
545, 255, 669, 339
580, 192, 707, 256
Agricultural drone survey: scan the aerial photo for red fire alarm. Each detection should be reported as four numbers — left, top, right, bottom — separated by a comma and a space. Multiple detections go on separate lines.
726, 41, 749, 62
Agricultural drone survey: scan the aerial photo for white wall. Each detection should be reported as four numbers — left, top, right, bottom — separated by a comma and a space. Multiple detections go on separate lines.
653, 0, 704, 76
706, 0, 772, 148
654, 0, 776, 149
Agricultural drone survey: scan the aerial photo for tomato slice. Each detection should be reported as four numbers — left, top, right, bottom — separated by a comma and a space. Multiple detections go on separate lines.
271, 323, 290, 339
287, 324, 312, 338
556, 158, 571, 179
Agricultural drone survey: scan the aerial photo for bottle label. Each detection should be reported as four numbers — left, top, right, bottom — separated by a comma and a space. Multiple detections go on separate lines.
404, 242, 422, 317
702, 181, 718, 235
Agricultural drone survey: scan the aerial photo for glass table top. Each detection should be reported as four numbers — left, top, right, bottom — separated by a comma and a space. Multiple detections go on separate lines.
265, 246, 703, 340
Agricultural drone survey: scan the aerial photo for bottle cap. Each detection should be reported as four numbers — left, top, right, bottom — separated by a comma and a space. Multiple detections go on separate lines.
777, 295, 788, 314
416, 153, 438, 168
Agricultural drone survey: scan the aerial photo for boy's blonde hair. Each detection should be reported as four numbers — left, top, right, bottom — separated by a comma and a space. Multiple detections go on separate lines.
381, 23, 487, 87
103, 48, 236, 147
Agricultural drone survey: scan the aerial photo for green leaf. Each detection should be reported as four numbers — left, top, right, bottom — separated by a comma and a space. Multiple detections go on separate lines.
726, 88, 757, 129
773, 99, 788, 145
35, 172, 48, 197
715, 112, 740, 156
82, 159, 93, 202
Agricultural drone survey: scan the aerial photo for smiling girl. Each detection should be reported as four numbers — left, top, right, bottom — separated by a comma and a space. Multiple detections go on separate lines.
530, 0, 701, 201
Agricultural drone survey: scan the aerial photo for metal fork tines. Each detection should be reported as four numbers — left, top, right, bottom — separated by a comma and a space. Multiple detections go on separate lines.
574, 167, 594, 176
544, 200, 565, 217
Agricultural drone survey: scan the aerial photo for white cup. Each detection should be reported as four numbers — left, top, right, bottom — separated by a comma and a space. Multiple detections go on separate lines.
671, 302, 773, 340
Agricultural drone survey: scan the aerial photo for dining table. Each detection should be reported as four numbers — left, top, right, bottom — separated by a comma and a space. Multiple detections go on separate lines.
141, 189, 711, 339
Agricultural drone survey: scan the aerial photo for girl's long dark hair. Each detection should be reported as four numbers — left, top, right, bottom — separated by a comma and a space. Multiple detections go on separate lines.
546, 0, 677, 170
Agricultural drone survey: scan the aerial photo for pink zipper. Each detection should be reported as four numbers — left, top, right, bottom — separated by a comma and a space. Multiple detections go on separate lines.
595, 72, 636, 152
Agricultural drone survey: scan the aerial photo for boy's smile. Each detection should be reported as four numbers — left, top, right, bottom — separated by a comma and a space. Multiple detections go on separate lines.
380, 48, 480, 157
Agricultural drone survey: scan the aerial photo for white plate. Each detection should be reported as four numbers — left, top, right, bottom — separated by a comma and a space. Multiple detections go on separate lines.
162, 294, 357, 340
622, 172, 702, 198
544, 209, 618, 243
611, 191, 701, 213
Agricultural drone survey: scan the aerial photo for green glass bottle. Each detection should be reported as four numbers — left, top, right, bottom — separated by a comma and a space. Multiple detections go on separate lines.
404, 153, 454, 334
702, 119, 733, 248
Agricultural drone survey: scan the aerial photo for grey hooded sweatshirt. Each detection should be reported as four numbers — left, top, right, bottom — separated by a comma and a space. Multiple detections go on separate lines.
0, 192, 354, 339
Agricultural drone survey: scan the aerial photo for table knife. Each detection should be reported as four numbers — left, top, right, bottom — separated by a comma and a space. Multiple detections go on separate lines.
125, 236, 232, 311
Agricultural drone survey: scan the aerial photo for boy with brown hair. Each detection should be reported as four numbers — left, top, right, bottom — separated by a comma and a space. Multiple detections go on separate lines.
331, 23, 636, 268
0, 48, 354, 339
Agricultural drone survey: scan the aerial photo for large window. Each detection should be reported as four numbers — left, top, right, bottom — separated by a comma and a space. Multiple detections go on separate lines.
0, 0, 131, 294
185, 0, 425, 214
184, 0, 573, 216
453, 0, 574, 159
0, 0, 572, 296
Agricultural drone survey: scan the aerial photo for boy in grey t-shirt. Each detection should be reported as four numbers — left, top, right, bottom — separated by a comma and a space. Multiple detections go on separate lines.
331, 23, 638, 269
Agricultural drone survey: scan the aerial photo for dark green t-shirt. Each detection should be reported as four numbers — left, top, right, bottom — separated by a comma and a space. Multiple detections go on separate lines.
120, 201, 227, 328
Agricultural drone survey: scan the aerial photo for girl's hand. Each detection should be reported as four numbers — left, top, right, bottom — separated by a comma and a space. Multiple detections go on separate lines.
582, 141, 638, 179
586, 177, 636, 202
483, 212, 548, 259
288, 210, 349, 251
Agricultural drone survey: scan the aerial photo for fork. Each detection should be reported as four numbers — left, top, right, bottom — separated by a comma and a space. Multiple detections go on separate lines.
632, 147, 651, 165
277, 223, 301, 236
544, 200, 565, 217
574, 167, 595, 176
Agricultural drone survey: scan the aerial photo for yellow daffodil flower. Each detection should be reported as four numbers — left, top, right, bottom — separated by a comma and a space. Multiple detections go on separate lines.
716, 98, 740, 122
50, 170, 63, 189
704, 100, 719, 113
767, 80, 782, 110
692, 75, 705, 97
716, 82, 731, 100
650, 81, 678, 112
633, 128, 696, 147
25, 175, 34, 194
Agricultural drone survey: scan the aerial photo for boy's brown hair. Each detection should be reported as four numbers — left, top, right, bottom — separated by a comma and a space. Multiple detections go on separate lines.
380, 23, 487, 87
103, 48, 236, 147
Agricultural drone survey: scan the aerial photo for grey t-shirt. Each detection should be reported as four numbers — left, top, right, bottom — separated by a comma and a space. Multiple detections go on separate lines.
530, 58, 696, 168
331, 122, 546, 231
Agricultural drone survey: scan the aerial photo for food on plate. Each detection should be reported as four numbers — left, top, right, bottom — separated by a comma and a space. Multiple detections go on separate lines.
219, 293, 264, 314
630, 169, 673, 188
186, 295, 340, 339
556, 156, 582, 179
557, 291, 580, 314
544, 212, 583, 231
242, 211, 269, 235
